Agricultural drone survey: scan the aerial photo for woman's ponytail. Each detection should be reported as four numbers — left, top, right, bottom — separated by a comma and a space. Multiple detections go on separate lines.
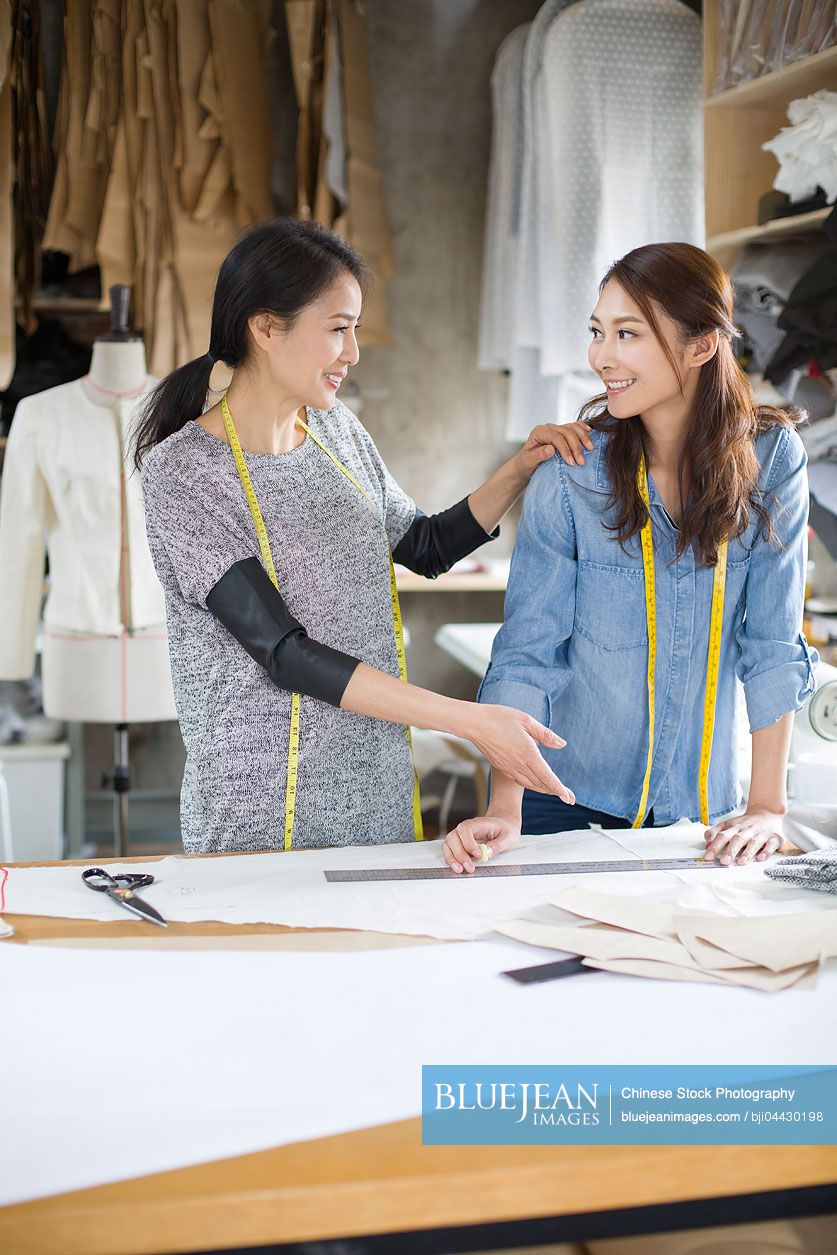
133, 353, 215, 470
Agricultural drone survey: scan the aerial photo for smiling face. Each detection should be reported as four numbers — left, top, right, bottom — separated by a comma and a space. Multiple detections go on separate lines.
259, 272, 363, 411
587, 279, 687, 420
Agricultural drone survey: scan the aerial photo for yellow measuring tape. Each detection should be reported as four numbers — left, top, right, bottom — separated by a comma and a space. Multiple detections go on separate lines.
633, 458, 727, 828
220, 395, 423, 849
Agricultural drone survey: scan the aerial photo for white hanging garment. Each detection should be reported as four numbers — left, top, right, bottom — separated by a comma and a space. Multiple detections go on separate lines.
504, 1, 579, 440
477, 23, 529, 372
507, 350, 601, 440
535, 0, 704, 378
507, 346, 560, 441
514, 0, 578, 353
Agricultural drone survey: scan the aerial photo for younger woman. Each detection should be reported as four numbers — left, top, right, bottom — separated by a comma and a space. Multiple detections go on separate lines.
444, 242, 816, 873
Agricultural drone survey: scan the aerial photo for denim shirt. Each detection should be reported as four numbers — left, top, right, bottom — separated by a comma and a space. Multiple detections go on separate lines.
479, 424, 817, 825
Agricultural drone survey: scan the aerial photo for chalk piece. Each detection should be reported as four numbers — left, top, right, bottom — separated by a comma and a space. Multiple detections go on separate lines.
478, 843, 491, 863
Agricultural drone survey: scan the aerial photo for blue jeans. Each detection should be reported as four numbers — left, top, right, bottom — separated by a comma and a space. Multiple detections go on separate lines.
521, 792, 657, 835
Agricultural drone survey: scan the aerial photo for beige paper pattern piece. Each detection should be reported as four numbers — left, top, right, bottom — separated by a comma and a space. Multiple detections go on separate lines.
30, 0, 390, 365
673, 910, 837, 973
669, 927, 759, 971
548, 885, 682, 939
711, 962, 818, 993
209, 0, 275, 225
584, 956, 728, 987
508, 887, 830, 990
496, 917, 819, 991
496, 918, 698, 968
584, 956, 817, 992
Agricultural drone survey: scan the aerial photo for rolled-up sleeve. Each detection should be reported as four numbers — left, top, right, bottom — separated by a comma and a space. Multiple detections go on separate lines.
736, 428, 818, 732
477, 457, 577, 725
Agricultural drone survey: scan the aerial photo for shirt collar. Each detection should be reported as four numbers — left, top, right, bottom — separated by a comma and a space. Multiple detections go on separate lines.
593, 442, 673, 520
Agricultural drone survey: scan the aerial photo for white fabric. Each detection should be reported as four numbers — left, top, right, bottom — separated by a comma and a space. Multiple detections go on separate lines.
536, 0, 704, 377
785, 804, 837, 853
5, 826, 834, 940
514, 0, 574, 353
482, 0, 704, 437
763, 90, 837, 205
506, 351, 604, 442
478, 23, 530, 371
0, 379, 166, 678
1, 938, 835, 1206
504, 1, 576, 439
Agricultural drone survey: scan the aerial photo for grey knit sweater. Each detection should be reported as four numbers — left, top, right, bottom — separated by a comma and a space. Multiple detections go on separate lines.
141, 402, 417, 853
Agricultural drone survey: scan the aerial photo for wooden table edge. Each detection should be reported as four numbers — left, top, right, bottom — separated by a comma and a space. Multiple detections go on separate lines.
2, 1128, 835, 1255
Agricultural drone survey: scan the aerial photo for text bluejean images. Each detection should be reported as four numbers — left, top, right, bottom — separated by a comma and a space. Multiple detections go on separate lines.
422, 1066, 837, 1145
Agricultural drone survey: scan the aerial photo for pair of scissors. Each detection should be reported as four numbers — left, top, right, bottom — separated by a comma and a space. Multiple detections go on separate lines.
82, 868, 168, 927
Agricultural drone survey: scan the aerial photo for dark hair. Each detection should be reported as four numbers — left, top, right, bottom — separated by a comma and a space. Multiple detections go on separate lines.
133, 218, 369, 468
578, 242, 800, 567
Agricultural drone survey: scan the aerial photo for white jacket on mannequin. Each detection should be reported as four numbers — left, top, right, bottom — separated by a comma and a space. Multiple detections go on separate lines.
0, 378, 166, 679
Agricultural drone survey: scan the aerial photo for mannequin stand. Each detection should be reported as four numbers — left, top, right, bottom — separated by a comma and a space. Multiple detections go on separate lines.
101, 723, 130, 857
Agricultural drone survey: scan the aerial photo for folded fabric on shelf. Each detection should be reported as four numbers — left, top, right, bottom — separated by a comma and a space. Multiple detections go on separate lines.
765, 204, 837, 382
731, 238, 830, 374
763, 90, 837, 205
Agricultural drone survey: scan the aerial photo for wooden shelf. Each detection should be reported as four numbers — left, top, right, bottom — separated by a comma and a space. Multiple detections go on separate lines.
703, 3, 837, 239
15, 296, 107, 314
708, 205, 832, 269
706, 43, 837, 110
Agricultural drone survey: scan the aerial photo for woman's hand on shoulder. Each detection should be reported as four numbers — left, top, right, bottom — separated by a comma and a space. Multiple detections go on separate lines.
442, 814, 521, 875
703, 807, 785, 865
515, 422, 594, 479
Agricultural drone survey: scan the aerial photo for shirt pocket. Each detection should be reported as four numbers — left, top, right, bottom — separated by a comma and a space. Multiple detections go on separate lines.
574, 560, 648, 652
723, 556, 751, 618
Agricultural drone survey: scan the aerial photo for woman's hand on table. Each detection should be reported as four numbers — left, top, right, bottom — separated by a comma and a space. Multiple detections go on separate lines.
703, 807, 785, 865
460, 703, 575, 801
515, 421, 594, 478
442, 815, 522, 875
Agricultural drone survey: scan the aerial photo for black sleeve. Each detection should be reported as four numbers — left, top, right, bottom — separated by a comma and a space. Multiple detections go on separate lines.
391, 497, 498, 579
206, 557, 360, 707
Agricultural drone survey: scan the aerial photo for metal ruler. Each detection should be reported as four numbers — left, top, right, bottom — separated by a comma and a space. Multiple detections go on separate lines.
324, 857, 723, 883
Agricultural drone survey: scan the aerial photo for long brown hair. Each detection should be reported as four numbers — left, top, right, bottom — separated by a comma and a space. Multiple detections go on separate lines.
579, 242, 799, 566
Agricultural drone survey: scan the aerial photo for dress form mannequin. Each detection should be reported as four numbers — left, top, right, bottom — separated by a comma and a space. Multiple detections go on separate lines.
39, 287, 177, 853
